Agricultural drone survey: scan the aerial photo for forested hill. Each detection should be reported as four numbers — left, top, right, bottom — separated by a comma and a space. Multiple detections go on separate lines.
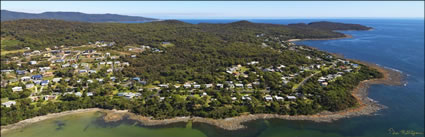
0, 10, 157, 22
1, 19, 371, 50
288, 21, 372, 30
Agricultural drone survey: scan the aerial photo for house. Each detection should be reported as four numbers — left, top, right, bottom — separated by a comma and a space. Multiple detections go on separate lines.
74, 92, 82, 97
41, 80, 49, 86
87, 80, 93, 83
2, 101, 16, 107
96, 78, 104, 82
21, 76, 31, 82
235, 84, 244, 88
107, 61, 113, 65
99, 62, 106, 65
25, 83, 34, 89
247, 61, 259, 65
132, 77, 141, 81
193, 84, 201, 88
87, 92, 94, 96
16, 70, 26, 75
39, 67, 51, 71
88, 70, 97, 74
52, 78, 62, 83
79, 69, 88, 73
274, 96, 284, 101
81, 63, 89, 68
72, 64, 79, 69
287, 96, 297, 100
139, 80, 147, 85
33, 80, 42, 85
306, 56, 311, 60
23, 52, 32, 56
161, 42, 171, 45
159, 84, 169, 88
29, 61, 37, 65
44, 95, 56, 100
1, 69, 14, 73
184, 84, 192, 88
29, 69, 36, 73
12, 87, 23, 92
242, 95, 251, 101
264, 95, 273, 101
43, 72, 53, 77
123, 62, 130, 66
205, 84, 213, 88
131, 55, 137, 58
62, 63, 70, 68
216, 84, 224, 88
110, 77, 116, 81
201, 92, 208, 97
320, 82, 328, 87
55, 59, 65, 63
246, 84, 253, 89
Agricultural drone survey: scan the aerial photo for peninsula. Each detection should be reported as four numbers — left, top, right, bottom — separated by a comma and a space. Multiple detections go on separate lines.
0, 19, 402, 132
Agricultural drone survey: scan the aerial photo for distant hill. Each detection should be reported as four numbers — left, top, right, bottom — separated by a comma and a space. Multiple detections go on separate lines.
288, 21, 372, 30
1, 10, 158, 22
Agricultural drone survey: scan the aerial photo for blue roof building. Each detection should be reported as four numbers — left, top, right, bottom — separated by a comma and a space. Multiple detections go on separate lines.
31, 75, 43, 80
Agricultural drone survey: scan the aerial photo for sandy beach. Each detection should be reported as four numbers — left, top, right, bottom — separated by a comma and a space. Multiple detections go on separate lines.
0, 108, 102, 134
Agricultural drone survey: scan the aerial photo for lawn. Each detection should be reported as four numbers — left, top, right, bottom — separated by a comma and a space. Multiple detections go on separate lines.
1, 49, 29, 56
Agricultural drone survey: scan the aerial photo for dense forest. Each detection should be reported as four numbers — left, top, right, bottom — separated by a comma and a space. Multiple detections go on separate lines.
1, 19, 369, 50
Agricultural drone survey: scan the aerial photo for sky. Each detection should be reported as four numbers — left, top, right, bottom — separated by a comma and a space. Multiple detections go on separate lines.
1, 1, 424, 19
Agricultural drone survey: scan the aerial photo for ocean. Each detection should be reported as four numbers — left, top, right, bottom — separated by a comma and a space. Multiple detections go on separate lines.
3, 19, 424, 137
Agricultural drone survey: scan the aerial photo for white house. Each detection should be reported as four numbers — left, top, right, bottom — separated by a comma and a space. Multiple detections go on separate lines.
287, 96, 297, 100
184, 84, 192, 88
235, 84, 244, 88
21, 76, 31, 81
25, 83, 34, 89
29, 61, 37, 65
12, 87, 23, 92
273, 95, 284, 101
2, 101, 16, 107
193, 84, 201, 88
264, 95, 273, 101
52, 78, 62, 83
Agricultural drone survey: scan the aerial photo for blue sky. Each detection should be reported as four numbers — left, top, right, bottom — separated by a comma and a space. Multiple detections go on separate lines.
1, 1, 424, 19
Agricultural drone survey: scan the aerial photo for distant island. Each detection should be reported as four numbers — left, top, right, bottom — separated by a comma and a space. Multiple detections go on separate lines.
0, 19, 402, 132
0, 10, 158, 22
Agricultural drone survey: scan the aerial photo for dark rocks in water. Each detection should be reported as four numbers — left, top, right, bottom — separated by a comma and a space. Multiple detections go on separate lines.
55, 120, 66, 131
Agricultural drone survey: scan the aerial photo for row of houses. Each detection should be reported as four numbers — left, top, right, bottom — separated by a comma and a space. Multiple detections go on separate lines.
263, 95, 296, 101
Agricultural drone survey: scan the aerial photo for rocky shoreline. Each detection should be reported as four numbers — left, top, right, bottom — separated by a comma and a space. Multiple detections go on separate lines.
287, 34, 353, 42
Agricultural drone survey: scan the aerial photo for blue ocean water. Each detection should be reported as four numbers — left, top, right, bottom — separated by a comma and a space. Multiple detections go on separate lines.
180, 19, 424, 137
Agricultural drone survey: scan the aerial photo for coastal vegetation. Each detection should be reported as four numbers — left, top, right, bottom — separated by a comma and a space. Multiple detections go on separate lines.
1, 19, 380, 126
